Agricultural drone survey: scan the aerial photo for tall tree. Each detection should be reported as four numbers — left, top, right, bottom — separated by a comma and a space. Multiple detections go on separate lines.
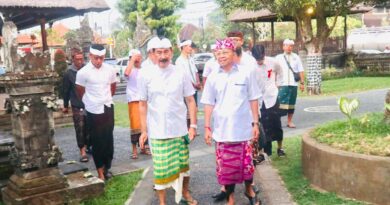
216, 0, 386, 94
117, 0, 184, 44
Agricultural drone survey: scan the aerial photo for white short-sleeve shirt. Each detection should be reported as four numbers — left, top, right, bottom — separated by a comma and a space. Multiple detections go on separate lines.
202, 58, 219, 78
137, 64, 195, 139
175, 55, 198, 84
275, 53, 304, 86
76, 62, 117, 114
200, 64, 261, 142
239, 51, 257, 71
255, 56, 284, 109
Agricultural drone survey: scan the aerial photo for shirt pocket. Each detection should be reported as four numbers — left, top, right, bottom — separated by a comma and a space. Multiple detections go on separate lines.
230, 81, 247, 98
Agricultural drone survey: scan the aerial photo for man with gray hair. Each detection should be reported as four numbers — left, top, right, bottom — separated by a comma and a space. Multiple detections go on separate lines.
76, 44, 117, 180
275, 39, 304, 135
138, 38, 198, 205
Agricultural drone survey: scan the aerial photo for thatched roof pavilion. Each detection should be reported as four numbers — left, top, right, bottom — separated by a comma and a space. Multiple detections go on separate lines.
0, 0, 109, 51
228, 5, 372, 54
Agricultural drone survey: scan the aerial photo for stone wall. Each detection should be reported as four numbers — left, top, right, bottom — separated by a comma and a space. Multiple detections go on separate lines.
353, 53, 390, 72
302, 132, 390, 205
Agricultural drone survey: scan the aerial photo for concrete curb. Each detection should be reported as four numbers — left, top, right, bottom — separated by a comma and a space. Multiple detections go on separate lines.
124, 167, 151, 205
256, 160, 295, 205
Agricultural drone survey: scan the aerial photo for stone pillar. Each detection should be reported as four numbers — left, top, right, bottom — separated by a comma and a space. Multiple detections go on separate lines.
0, 73, 70, 205
306, 54, 323, 95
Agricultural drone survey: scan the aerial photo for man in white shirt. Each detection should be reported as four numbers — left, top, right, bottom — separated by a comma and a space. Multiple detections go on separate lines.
141, 36, 159, 68
138, 38, 198, 205
175, 39, 202, 104
201, 38, 261, 205
76, 44, 117, 180
202, 44, 220, 86
275, 39, 305, 128
252, 45, 285, 157
124, 49, 150, 159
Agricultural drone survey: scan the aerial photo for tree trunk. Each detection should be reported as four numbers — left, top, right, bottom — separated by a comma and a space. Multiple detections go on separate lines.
385, 90, 390, 124
305, 52, 323, 95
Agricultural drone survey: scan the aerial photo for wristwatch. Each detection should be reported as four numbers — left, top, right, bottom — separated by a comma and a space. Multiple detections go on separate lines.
251, 122, 260, 127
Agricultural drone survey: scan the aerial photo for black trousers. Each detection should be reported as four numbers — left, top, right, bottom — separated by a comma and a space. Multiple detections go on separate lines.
260, 100, 283, 156
72, 107, 89, 149
87, 105, 114, 169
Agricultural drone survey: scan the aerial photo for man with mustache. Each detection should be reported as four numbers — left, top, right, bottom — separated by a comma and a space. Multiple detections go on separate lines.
201, 38, 261, 205
138, 38, 198, 205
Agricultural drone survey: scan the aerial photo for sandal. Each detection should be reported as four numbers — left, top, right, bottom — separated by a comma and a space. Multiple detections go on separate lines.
180, 198, 198, 205
131, 154, 138, 159
79, 155, 89, 163
245, 192, 261, 205
140, 147, 151, 155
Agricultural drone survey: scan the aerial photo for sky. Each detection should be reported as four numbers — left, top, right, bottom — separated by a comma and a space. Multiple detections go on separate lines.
34, 0, 219, 36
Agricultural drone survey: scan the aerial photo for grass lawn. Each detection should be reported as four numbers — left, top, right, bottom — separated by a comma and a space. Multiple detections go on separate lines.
270, 137, 366, 205
312, 113, 390, 156
81, 169, 143, 205
299, 77, 390, 97
114, 102, 130, 128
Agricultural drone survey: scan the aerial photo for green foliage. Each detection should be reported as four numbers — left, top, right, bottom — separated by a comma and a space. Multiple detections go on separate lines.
299, 77, 390, 97
112, 29, 132, 58
54, 49, 67, 99
81, 170, 143, 205
338, 96, 359, 121
117, 0, 184, 41
271, 137, 367, 204
385, 103, 390, 111
312, 113, 390, 156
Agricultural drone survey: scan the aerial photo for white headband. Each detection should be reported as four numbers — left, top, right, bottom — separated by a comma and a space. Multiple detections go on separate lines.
129, 49, 141, 57
283, 39, 295, 45
90, 47, 106, 56
147, 37, 160, 52
157, 38, 172, 49
180, 40, 192, 47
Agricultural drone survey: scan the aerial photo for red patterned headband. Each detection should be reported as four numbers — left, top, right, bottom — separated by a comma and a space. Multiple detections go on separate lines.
215, 38, 235, 50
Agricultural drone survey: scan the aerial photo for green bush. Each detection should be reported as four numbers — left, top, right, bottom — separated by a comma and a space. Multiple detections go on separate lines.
54, 49, 68, 99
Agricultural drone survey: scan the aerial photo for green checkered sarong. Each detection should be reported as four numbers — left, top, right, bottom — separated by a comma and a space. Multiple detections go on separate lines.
150, 135, 189, 185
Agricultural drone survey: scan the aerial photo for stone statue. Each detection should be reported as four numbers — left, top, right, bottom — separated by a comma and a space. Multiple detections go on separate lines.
133, 14, 152, 49
2, 21, 18, 72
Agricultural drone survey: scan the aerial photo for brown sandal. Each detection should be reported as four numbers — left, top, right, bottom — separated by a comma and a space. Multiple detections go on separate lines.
140, 147, 151, 155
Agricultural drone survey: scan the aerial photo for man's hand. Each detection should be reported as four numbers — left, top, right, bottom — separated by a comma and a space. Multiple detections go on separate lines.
299, 83, 305, 92
188, 127, 197, 142
193, 83, 202, 90
204, 128, 212, 146
252, 125, 259, 142
62, 107, 68, 114
139, 132, 148, 149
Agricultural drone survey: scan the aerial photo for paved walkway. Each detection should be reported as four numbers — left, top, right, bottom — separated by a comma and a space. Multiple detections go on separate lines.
2, 89, 385, 204
125, 144, 295, 205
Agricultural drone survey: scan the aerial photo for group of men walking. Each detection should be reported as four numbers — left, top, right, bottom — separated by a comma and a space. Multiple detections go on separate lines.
62, 30, 304, 205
